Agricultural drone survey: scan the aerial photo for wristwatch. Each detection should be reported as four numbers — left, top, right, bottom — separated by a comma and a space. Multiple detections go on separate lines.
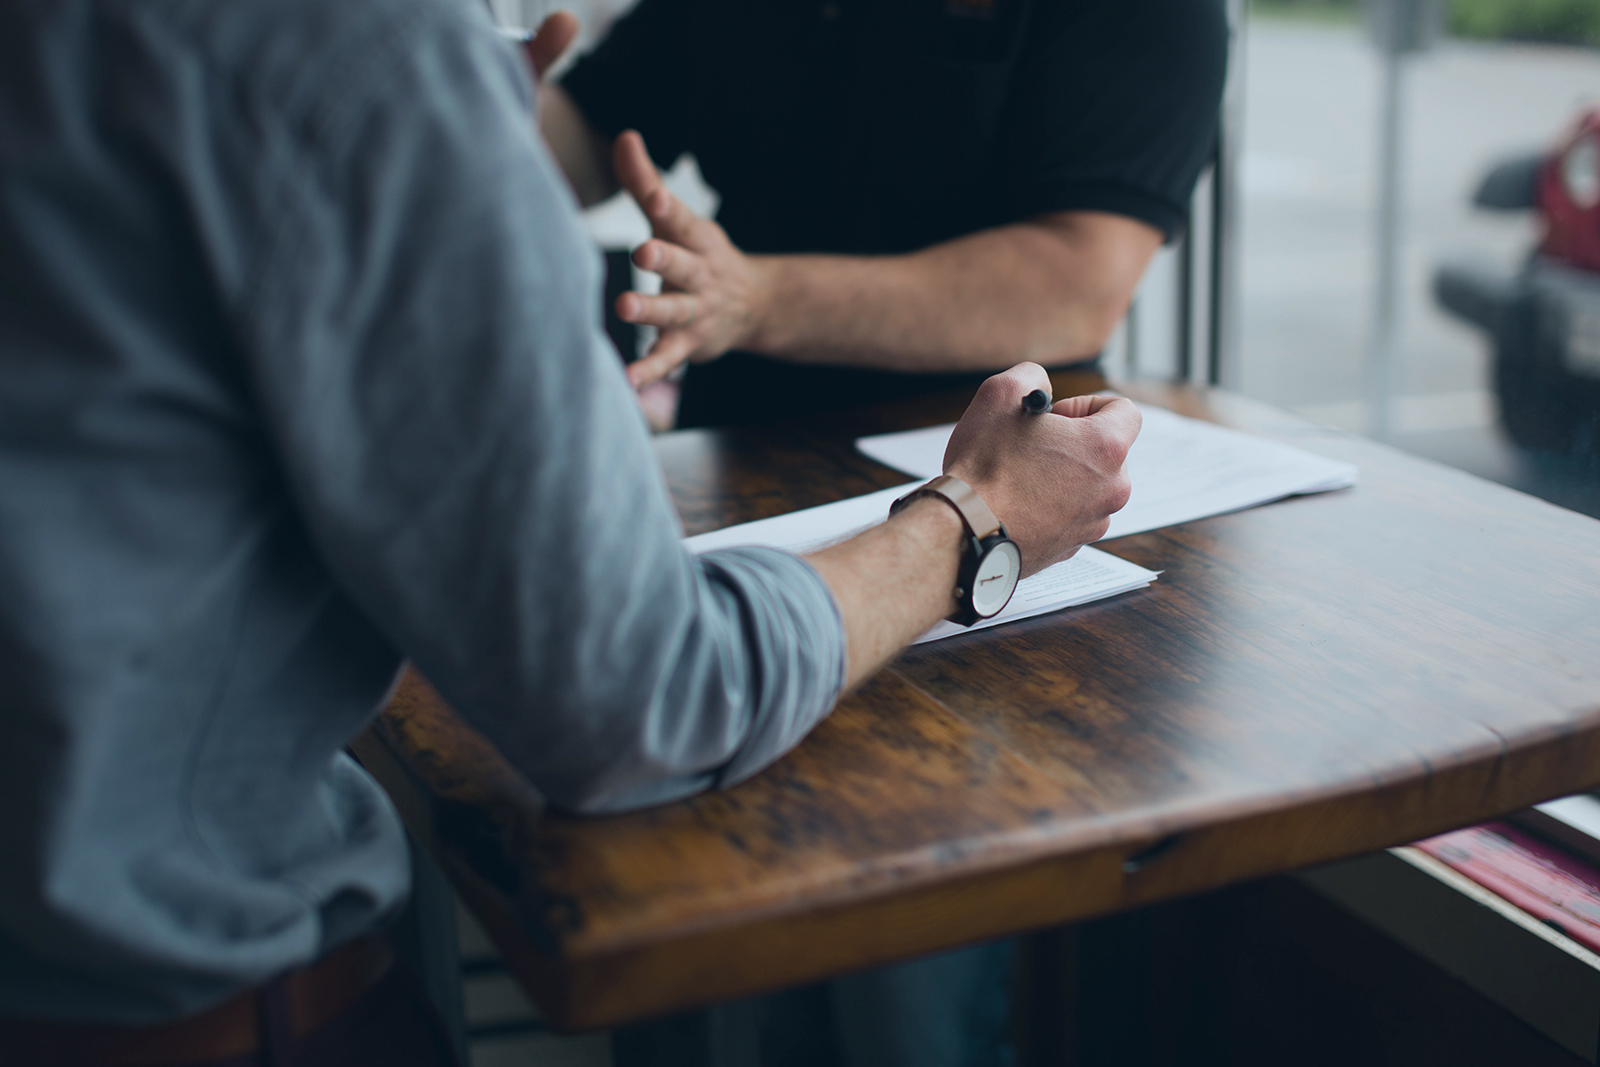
890, 475, 1022, 626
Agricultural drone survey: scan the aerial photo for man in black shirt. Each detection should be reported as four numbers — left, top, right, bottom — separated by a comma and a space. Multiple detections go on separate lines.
542, 0, 1229, 428
536, 3, 1225, 1063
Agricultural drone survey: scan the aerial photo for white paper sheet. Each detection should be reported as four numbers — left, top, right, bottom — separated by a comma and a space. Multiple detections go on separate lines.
685, 484, 1158, 644
855, 402, 1358, 541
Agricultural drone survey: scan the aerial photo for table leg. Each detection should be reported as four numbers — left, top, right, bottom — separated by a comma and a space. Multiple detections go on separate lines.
613, 1000, 761, 1067
1074, 911, 1156, 1067
393, 838, 471, 1067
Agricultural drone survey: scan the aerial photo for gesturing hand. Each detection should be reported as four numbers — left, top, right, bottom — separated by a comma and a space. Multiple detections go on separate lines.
612, 131, 771, 388
943, 364, 1141, 577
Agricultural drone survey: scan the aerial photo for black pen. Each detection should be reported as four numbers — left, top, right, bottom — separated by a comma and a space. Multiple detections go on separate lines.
1022, 388, 1052, 415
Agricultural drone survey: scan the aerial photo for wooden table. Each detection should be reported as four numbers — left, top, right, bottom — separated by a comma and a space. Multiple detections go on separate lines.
354, 370, 1600, 1034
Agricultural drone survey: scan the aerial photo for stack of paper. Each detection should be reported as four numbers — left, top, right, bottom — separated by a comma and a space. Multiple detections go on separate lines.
684, 400, 1356, 644
855, 402, 1358, 541
685, 484, 1159, 645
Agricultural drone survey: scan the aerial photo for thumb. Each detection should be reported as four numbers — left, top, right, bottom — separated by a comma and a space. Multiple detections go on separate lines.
1051, 394, 1126, 418
522, 10, 579, 81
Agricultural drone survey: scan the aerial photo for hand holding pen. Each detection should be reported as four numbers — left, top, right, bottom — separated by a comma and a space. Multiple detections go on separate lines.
943, 365, 1140, 574
1023, 386, 1131, 420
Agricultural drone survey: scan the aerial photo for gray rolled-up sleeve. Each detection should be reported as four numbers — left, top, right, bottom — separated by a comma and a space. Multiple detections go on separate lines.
218, 0, 847, 813
694, 547, 847, 791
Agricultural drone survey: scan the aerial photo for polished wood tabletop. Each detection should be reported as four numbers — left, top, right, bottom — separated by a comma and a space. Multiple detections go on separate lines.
355, 370, 1600, 1032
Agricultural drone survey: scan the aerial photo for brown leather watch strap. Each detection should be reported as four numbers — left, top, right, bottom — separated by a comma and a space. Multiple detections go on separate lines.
894, 475, 1003, 541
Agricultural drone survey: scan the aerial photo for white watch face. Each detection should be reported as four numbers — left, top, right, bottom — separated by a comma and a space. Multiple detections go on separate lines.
971, 540, 1021, 618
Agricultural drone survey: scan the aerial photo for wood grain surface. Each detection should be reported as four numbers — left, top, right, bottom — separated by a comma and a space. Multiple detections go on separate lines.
356, 371, 1600, 1031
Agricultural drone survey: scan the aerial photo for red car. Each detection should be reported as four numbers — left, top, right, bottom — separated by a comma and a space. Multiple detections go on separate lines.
1434, 111, 1600, 456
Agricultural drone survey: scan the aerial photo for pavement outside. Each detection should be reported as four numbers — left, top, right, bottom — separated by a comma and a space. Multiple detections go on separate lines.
1240, 17, 1600, 516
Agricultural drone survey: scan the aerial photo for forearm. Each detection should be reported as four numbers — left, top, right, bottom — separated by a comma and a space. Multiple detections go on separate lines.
746, 213, 1160, 373
804, 497, 964, 691
549, 493, 963, 810
539, 83, 617, 206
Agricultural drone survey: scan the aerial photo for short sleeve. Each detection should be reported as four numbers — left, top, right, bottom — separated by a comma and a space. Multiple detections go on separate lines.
996, 0, 1229, 240
558, 0, 696, 170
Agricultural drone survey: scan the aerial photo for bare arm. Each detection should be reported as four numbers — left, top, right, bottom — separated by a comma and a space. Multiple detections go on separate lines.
610, 132, 1163, 386
538, 82, 618, 207
743, 213, 1162, 372
806, 367, 1138, 691
806, 498, 964, 690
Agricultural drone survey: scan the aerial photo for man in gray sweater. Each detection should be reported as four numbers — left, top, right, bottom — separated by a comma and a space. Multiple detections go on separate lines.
0, 1, 1138, 1063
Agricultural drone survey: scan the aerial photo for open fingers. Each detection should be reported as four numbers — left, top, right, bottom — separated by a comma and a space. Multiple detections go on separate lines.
613, 132, 707, 246
612, 130, 660, 201
626, 332, 696, 387
632, 240, 710, 292
521, 11, 579, 80
617, 290, 700, 329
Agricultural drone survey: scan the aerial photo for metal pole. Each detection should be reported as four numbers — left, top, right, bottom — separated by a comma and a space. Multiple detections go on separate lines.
1177, 228, 1195, 383
1365, 35, 1407, 439
1209, 138, 1229, 387
1209, 0, 1247, 388
1125, 295, 1141, 377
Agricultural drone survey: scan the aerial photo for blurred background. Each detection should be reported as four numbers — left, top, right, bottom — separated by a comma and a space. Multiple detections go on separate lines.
498, 0, 1600, 520
1234, 0, 1600, 517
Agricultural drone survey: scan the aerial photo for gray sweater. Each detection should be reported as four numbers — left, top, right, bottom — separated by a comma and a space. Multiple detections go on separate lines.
0, 0, 846, 1023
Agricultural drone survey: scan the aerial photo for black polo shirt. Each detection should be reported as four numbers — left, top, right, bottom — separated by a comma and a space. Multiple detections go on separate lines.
562, 0, 1229, 427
